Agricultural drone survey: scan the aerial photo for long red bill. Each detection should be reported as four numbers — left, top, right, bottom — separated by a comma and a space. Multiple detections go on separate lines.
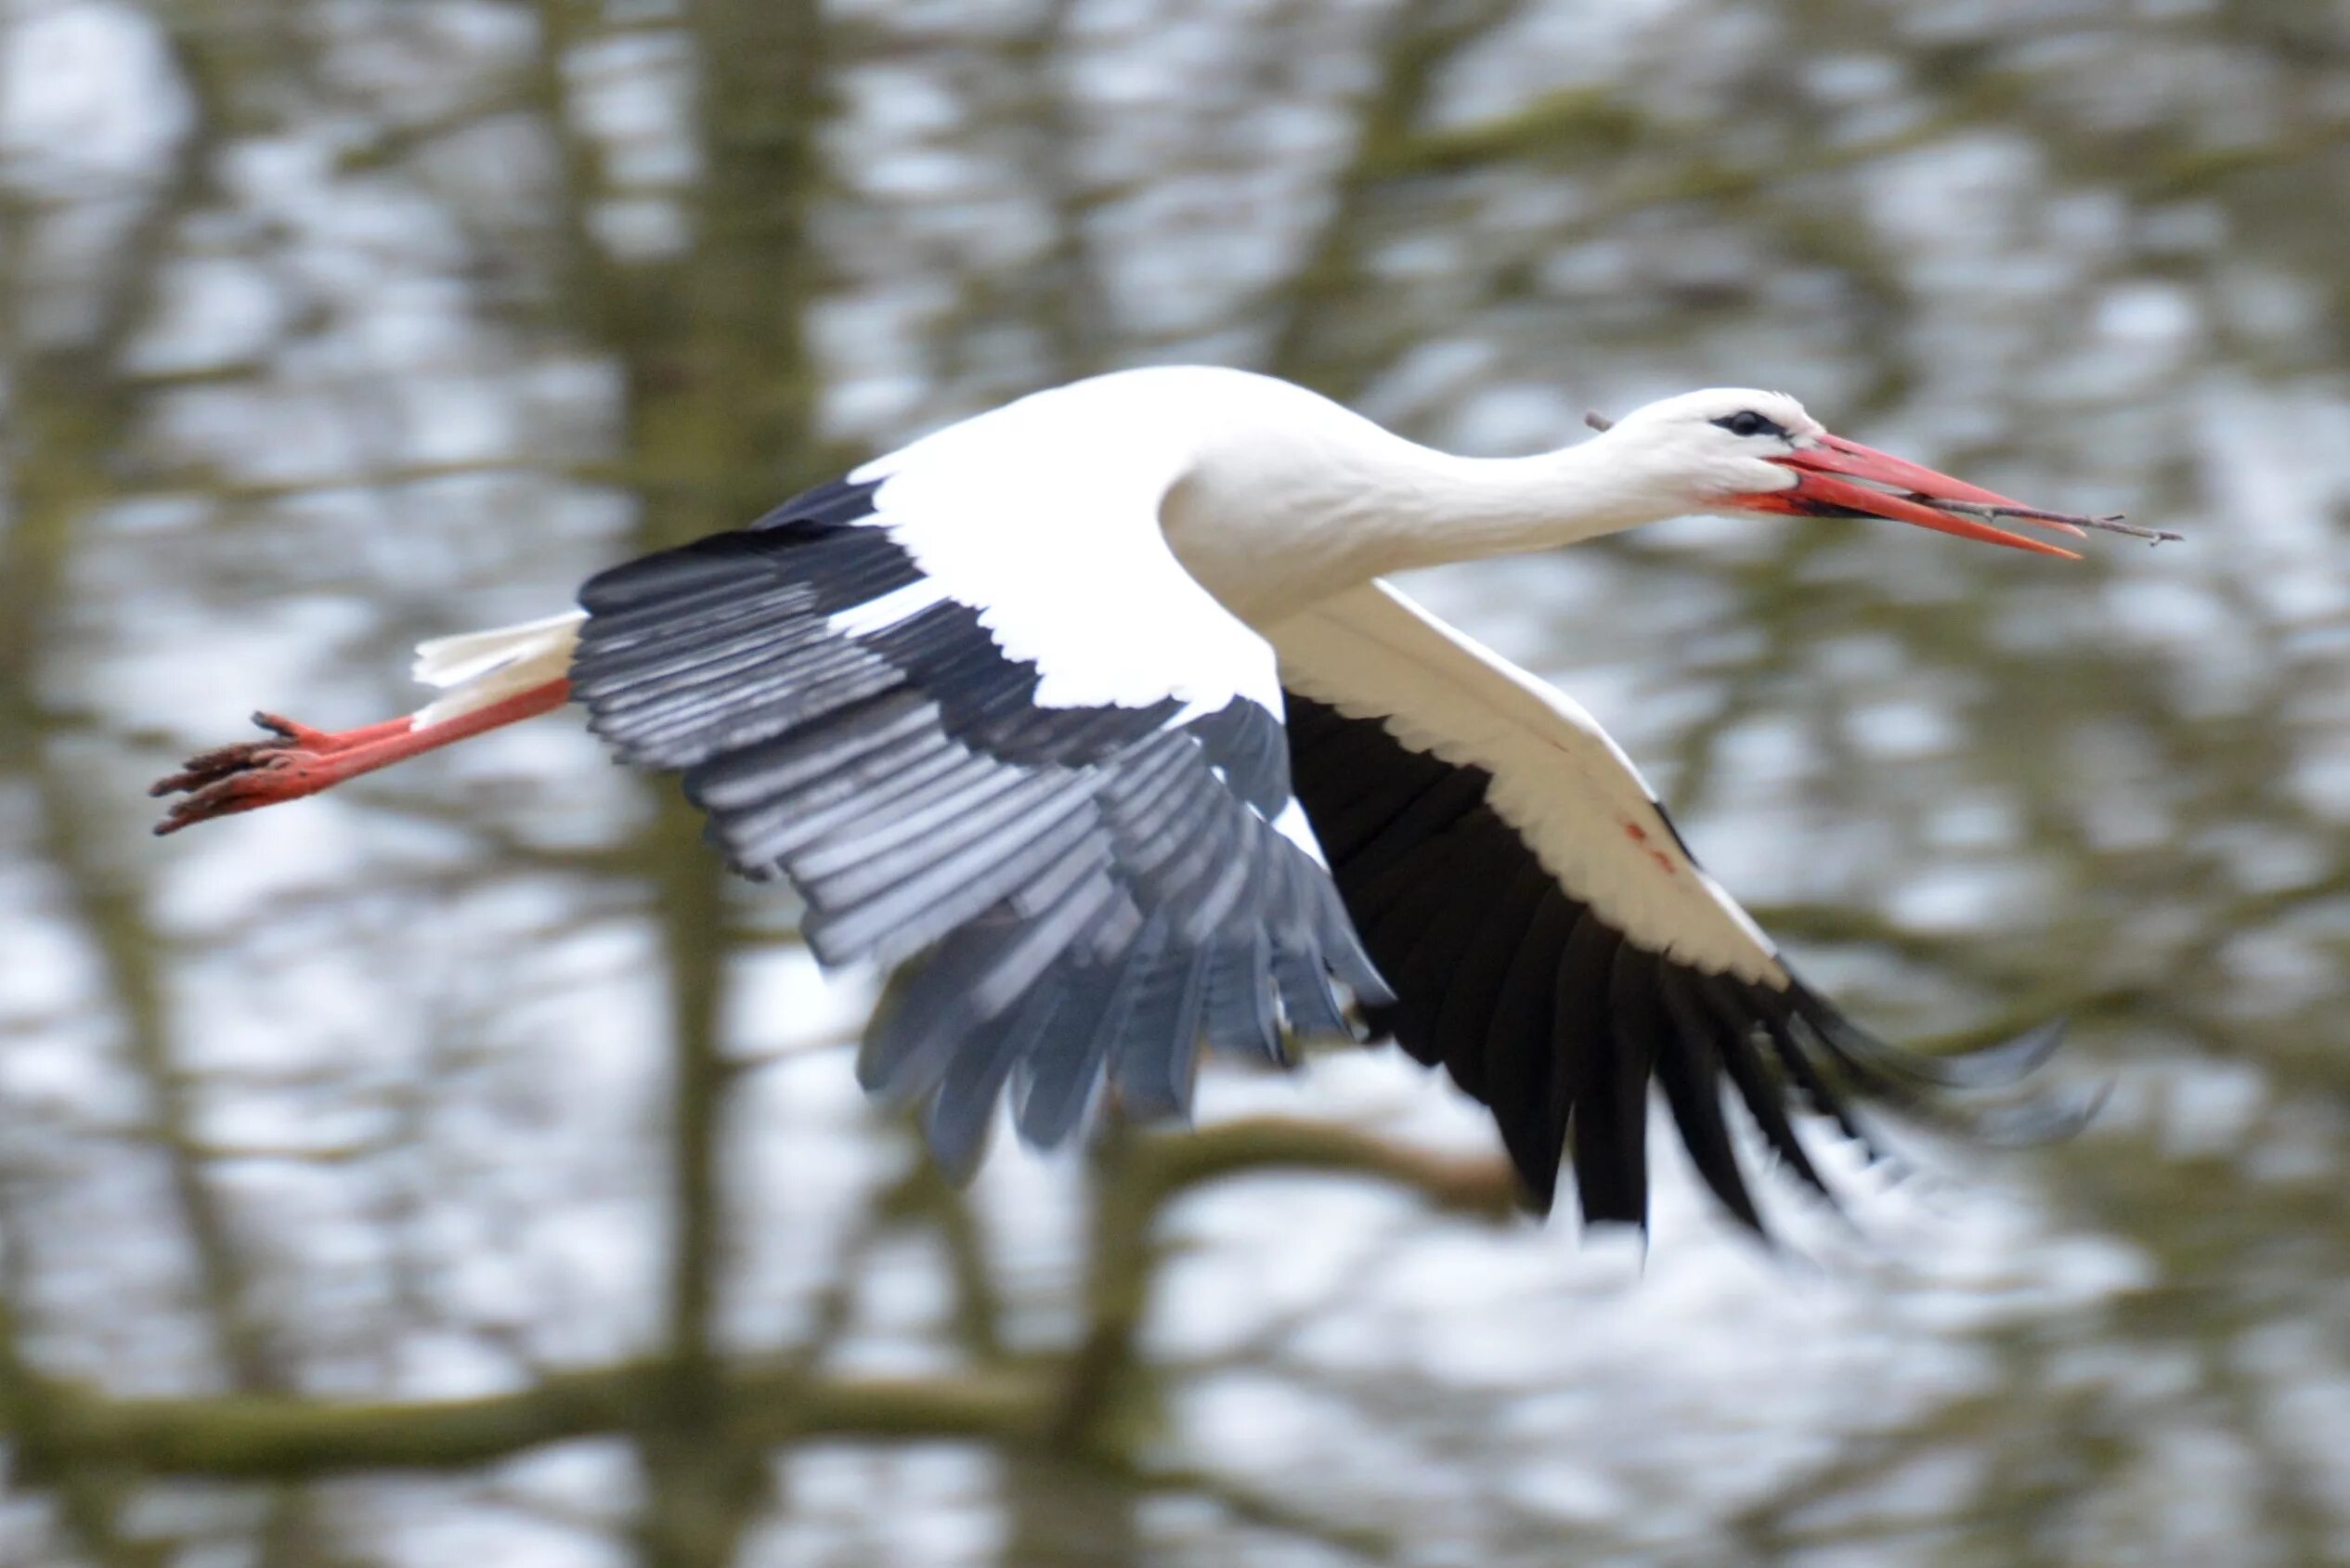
1746, 434, 2091, 559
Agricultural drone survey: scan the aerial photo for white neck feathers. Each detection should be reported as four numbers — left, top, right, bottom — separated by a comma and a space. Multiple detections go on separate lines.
1163, 391, 1688, 621
1358, 434, 1684, 573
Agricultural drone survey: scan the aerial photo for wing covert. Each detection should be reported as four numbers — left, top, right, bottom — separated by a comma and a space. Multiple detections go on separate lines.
568, 422, 1383, 1175
1270, 581, 2065, 1231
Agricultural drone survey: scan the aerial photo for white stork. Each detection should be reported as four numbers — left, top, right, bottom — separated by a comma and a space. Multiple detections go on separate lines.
151, 368, 2135, 1232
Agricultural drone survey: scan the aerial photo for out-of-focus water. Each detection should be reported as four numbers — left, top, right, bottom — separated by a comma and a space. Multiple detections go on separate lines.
6, 1, 2350, 1563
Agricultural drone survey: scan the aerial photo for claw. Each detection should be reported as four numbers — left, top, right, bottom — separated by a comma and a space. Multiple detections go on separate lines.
149, 713, 347, 836
150, 750, 315, 836
149, 738, 293, 798
248, 711, 345, 748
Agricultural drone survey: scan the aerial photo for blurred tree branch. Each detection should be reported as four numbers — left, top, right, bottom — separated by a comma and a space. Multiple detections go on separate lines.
0, 3, 321, 1560
1059, 1117, 1515, 1452
16, 1360, 1050, 1480
1264, 0, 1528, 397
8, 0, 2347, 1562
539, 0, 837, 1556
0, 1240, 169, 1568
0, 1116, 1501, 1489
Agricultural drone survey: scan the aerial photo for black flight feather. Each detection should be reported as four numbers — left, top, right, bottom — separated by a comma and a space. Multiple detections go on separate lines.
574, 479, 1382, 1178
1280, 691, 2069, 1236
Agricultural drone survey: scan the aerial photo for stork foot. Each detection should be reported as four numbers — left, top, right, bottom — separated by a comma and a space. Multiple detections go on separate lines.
148, 681, 573, 838
149, 711, 412, 836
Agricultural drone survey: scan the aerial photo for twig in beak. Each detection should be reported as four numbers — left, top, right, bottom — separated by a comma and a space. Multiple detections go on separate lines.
1916, 497, 2183, 545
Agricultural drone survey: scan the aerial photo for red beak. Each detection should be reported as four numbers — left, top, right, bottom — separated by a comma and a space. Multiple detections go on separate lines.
1738, 434, 2085, 560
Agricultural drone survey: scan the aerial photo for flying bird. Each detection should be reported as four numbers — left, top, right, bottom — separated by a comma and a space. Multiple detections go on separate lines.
151, 368, 2122, 1232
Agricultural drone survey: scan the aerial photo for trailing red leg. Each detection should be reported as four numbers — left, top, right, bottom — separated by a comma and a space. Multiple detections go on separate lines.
150, 680, 571, 836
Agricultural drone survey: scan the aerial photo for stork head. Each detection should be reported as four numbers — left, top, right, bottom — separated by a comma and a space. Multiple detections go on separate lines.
1598, 388, 2086, 558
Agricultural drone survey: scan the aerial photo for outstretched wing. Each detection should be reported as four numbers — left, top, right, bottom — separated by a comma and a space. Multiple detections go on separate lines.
1268, 581, 2062, 1232
568, 394, 1383, 1174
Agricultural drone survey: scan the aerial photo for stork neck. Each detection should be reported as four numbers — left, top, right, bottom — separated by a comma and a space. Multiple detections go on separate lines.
1355, 434, 1672, 577
1164, 385, 1682, 621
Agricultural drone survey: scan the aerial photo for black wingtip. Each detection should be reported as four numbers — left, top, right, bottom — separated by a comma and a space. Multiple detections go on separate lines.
1954, 1071, 2110, 1147
1945, 1016, 2072, 1088
1516, 1173, 1559, 1217
1783, 999, 2102, 1220
1791, 986, 2069, 1094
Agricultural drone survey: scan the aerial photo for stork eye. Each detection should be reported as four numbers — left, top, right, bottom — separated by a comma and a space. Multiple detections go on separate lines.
1713, 410, 1786, 440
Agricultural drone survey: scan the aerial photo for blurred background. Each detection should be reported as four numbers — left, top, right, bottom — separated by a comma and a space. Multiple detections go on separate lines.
3, 0, 2348, 1563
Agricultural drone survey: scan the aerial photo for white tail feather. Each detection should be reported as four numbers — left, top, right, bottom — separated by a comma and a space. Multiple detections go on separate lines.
411, 610, 586, 728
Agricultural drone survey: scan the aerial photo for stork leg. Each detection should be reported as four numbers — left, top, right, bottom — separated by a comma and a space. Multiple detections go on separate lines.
150, 679, 572, 836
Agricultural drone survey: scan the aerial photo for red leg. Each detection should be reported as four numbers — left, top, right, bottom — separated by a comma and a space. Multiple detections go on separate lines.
150, 679, 572, 836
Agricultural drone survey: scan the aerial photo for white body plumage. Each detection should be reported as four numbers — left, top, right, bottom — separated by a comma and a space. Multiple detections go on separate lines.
415, 366, 1806, 978
233, 361, 2078, 1229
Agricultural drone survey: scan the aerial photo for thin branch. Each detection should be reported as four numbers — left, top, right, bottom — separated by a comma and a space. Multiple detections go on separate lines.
1055, 1116, 1515, 1448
